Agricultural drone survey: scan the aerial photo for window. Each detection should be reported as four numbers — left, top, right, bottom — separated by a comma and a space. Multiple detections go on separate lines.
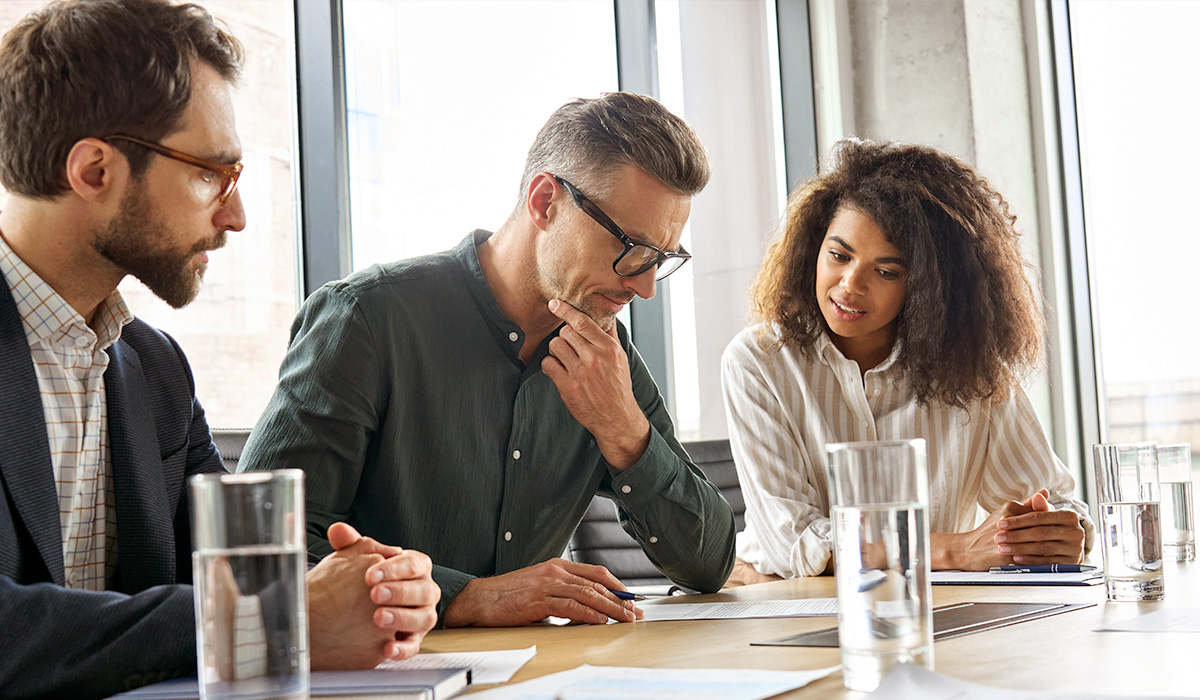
118, 0, 300, 430
1070, 0, 1200, 458
342, 0, 619, 269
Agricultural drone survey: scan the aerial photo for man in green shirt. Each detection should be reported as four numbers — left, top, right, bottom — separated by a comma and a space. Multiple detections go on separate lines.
242, 93, 736, 626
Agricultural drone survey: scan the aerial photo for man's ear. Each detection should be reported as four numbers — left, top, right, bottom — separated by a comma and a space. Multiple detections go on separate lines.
63, 138, 125, 203
525, 172, 557, 232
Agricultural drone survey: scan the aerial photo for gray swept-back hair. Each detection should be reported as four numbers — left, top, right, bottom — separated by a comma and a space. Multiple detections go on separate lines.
518, 92, 710, 205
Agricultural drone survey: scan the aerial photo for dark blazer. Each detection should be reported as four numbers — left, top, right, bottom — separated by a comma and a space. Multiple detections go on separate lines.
0, 279, 225, 699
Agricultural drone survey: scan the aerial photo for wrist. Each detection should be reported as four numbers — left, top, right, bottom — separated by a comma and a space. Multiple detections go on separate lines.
440, 580, 480, 627
599, 417, 650, 471
930, 532, 958, 570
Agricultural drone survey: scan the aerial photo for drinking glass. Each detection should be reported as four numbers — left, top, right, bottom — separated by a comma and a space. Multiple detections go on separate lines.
826, 439, 933, 692
1092, 442, 1164, 601
1156, 444, 1195, 562
190, 470, 309, 700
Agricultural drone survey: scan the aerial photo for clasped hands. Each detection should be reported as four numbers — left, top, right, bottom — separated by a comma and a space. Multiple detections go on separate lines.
939, 488, 1086, 570
307, 522, 439, 669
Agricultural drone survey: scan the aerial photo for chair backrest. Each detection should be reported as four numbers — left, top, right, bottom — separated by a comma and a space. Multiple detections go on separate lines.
567, 438, 744, 587
210, 428, 252, 473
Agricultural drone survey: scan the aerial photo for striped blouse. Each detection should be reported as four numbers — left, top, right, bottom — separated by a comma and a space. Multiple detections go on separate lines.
721, 323, 1094, 578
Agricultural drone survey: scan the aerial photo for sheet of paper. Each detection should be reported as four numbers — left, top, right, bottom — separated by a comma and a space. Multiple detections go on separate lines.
930, 570, 1103, 586
467, 664, 840, 700
868, 662, 1195, 699
636, 598, 837, 622
377, 645, 537, 685
1095, 608, 1200, 633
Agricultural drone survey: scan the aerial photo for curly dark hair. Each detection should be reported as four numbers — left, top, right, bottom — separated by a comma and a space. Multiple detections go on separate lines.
752, 138, 1046, 409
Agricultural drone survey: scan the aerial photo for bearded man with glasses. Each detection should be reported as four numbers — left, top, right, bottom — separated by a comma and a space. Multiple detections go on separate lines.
0, 2, 438, 697
243, 92, 737, 628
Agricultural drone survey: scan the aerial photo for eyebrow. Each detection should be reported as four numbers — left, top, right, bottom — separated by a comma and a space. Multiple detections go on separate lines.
828, 235, 907, 267
211, 150, 242, 167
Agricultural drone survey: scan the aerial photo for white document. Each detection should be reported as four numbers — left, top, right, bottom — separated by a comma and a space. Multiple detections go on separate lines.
868, 662, 1195, 699
929, 570, 1103, 586
376, 645, 537, 685
636, 598, 837, 622
1095, 608, 1200, 633
467, 664, 840, 700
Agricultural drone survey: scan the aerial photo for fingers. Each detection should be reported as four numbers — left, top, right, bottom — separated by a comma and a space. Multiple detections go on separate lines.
1020, 488, 1053, 512
374, 600, 438, 636
366, 549, 432, 586
327, 522, 363, 550
556, 558, 626, 590
526, 559, 638, 623
998, 509, 1079, 531
336, 533, 405, 561
549, 299, 607, 343
545, 579, 639, 623
547, 333, 580, 366
384, 633, 425, 661
996, 499, 1036, 519
994, 511, 1084, 563
371, 576, 440, 611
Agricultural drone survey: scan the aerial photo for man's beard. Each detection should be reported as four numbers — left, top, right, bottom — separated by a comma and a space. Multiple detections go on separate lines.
572, 292, 630, 331
93, 182, 226, 309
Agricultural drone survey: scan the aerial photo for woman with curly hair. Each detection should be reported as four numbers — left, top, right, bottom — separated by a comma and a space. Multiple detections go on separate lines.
722, 139, 1093, 583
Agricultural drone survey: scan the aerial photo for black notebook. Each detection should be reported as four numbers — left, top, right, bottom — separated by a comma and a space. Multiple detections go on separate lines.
752, 601, 1095, 647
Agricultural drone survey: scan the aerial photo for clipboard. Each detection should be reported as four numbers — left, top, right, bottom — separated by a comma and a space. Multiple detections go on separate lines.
752, 601, 1095, 647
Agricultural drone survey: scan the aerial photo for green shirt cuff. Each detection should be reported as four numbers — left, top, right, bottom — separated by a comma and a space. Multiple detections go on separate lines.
607, 428, 685, 508
432, 565, 476, 627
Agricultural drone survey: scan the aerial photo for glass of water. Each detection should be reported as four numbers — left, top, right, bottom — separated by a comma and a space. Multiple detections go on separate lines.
1092, 442, 1164, 601
190, 470, 309, 700
1156, 444, 1195, 562
826, 439, 932, 692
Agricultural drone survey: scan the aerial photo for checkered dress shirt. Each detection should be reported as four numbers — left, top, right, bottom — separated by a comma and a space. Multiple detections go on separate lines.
0, 234, 132, 590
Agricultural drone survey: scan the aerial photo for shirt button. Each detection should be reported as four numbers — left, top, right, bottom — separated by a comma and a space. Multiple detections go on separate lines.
508, 332, 519, 342
504, 531, 512, 542
621, 485, 632, 494
512, 450, 521, 460
75, 336, 89, 348
649, 536, 659, 544
860, 420, 868, 428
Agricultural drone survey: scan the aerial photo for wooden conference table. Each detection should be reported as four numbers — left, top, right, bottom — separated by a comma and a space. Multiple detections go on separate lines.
412, 560, 1199, 698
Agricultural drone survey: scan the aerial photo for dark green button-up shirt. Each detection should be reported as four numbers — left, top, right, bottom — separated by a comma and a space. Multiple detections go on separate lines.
241, 231, 735, 620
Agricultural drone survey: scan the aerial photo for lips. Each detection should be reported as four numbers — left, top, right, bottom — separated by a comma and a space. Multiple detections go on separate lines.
830, 297, 866, 321
598, 293, 634, 314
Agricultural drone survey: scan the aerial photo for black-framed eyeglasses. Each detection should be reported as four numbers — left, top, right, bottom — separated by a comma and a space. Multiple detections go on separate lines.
553, 175, 691, 281
104, 134, 243, 206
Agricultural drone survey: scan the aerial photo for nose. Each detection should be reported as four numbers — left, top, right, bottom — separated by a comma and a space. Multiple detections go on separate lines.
216, 187, 248, 232
840, 263, 867, 295
623, 268, 658, 300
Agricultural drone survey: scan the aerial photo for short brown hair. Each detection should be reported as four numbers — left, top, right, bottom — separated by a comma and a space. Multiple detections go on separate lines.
519, 92, 710, 204
0, 0, 244, 198
753, 138, 1046, 409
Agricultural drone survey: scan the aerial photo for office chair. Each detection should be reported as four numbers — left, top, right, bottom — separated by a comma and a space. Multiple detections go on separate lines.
211, 428, 253, 473
567, 438, 745, 587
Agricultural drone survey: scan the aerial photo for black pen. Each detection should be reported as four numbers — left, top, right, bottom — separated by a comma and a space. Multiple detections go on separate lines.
988, 564, 1097, 574
608, 588, 646, 601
